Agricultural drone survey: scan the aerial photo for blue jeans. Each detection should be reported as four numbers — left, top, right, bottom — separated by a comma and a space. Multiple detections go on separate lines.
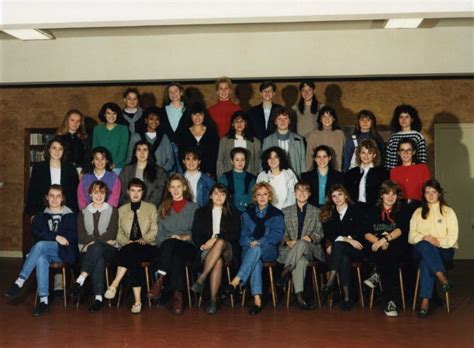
19, 241, 62, 297
237, 246, 263, 296
171, 143, 183, 174
413, 241, 454, 299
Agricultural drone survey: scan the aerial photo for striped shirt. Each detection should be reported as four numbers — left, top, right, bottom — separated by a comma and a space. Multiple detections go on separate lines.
385, 131, 427, 170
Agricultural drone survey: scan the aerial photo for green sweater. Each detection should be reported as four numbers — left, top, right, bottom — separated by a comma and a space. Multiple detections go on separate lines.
92, 124, 129, 169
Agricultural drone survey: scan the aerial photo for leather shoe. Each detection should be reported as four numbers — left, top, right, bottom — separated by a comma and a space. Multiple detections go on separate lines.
147, 276, 165, 300
206, 301, 218, 314
418, 308, 430, 318
70, 283, 82, 299
5, 283, 22, 300
173, 291, 184, 315
321, 285, 333, 305
248, 304, 263, 315
442, 281, 454, 293
32, 302, 50, 317
222, 284, 237, 297
297, 300, 315, 311
191, 281, 204, 295
341, 300, 352, 311
89, 300, 103, 312
276, 275, 290, 289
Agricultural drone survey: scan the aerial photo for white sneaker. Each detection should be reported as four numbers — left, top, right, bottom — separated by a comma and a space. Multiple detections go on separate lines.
364, 272, 380, 289
384, 300, 399, 317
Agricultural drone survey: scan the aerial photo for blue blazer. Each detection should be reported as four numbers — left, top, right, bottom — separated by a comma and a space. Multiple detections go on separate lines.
195, 173, 215, 207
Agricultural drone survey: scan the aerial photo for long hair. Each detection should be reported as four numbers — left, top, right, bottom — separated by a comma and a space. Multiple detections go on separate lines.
261, 146, 290, 172
225, 110, 255, 141
317, 105, 340, 131
396, 138, 419, 165
353, 110, 383, 144
129, 141, 157, 182
44, 136, 67, 162
376, 180, 402, 213
390, 104, 422, 132
85, 147, 113, 173
297, 80, 319, 114
311, 145, 334, 171
355, 139, 382, 167
184, 102, 214, 129
319, 184, 353, 222
56, 109, 89, 140
206, 183, 233, 217
421, 179, 449, 219
98, 102, 124, 124
159, 174, 193, 219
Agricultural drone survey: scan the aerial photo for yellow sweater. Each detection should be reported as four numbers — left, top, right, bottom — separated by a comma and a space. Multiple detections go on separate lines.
408, 203, 458, 249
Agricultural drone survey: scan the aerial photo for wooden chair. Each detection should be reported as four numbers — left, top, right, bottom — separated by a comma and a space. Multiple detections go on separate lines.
76, 264, 114, 308
198, 265, 235, 308
328, 262, 364, 308
412, 268, 451, 313
34, 262, 72, 308
241, 261, 278, 308
369, 266, 406, 310
117, 262, 153, 308
184, 262, 198, 308
285, 261, 321, 308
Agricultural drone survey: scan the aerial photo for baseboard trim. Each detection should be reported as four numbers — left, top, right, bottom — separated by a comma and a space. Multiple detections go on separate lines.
0, 251, 22, 258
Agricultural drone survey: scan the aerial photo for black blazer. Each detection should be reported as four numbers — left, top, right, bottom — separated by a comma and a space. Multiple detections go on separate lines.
160, 106, 188, 144
247, 103, 283, 142
344, 166, 388, 207
322, 204, 364, 243
192, 205, 242, 267
301, 168, 344, 207
26, 161, 79, 216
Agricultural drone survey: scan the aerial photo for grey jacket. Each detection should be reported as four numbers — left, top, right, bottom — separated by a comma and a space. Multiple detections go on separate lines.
262, 132, 306, 177
216, 136, 261, 177
278, 203, 325, 263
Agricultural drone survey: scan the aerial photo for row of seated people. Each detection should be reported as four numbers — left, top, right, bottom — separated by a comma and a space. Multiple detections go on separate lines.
8, 175, 457, 320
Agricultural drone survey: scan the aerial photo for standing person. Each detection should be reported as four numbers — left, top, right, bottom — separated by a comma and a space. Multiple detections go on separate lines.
409, 180, 458, 318
70, 181, 119, 312
218, 147, 256, 213
216, 110, 261, 177
390, 138, 430, 210
208, 77, 241, 138
342, 110, 385, 172
262, 107, 306, 177
385, 104, 427, 170
26, 136, 79, 217
344, 139, 388, 208
182, 148, 215, 207
6, 185, 79, 317
104, 179, 158, 314
55, 109, 91, 175
223, 182, 285, 315
127, 107, 174, 173
121, 88, 146, 135
276, 181, 324, 310
292, 80, 321, 136
77, 147, 121, 210
178, 102, 219, 178
305, 105, 346, 172
364, 181, 410, 317
160, 83, 187, 173
120, 141, 168, 207
257, 147, 298, 210
93, 102, 129, 174
247, 81, 283, 142
190, 184, 241, 314
147, 174, 199, 315
301, 145, 344, 208
320, 185, 364, 311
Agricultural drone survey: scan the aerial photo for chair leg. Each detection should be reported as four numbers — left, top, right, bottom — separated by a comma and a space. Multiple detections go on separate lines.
105, 267, 111, 308
369, 287, 375, 309
144, 266, 152, 309
285, 278, 292, 309
226, 267, 234, 308
34, 291, 38, 307
62, 267, 67, 308
356, 266, 364, 308
399, 268, 406, 311
311, 266, 321, 308
185, 266, 193, 308
241, 288, 246, 307
268, 266, 277, 308
117, 285, 122, 308
445, 292, 450, 313
412, 269, 420, 312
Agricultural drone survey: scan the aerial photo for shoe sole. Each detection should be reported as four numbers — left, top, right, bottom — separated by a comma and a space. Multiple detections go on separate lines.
33, 308, 50, 317
364, 280, 376, 288
384, 311, 399, 317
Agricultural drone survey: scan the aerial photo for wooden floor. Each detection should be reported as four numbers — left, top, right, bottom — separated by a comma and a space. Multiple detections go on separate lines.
1, 258, 473, 347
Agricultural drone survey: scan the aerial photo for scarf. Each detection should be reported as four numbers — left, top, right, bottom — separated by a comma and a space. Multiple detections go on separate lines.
130, 201, 142, 241
247, 204, 282, 240
381, 207, 395, 224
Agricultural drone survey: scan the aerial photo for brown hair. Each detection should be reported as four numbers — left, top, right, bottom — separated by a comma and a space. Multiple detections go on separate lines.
88, 180, 109, 196
43, 184, 66, 207
252, 182, 274, 205
421, 179, 449, 219
355, 139, 381, 166
319, 184, 352, 222
376, 180, 402, 212
56, 109, 88, 140
159, 174, 193, 219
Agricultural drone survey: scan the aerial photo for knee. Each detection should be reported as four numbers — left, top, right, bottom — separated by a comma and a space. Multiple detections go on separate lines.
87, 242, 102, 255
416, 240, 433, 251
33, 241, 49, 252
248, 246, 262, 258
213, 238, 226, 249
215, 258, 224, 269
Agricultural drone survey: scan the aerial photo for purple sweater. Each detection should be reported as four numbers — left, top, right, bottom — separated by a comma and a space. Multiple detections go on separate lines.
77, 171, 121, 210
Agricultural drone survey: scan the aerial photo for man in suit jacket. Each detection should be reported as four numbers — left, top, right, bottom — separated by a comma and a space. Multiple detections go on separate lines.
277, 181, 324, 310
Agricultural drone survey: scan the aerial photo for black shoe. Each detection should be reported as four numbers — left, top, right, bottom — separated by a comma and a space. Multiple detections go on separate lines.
52, 289, 64, 299
321, 285, 333, 305
5, 283, 22, 300
276, 274, 290, 289
206, 301, 218, 314
70, 283, 82, 299
297, 300, 315, 311
442, 282, 454, 293
340, 300, 352, 312
89, 300, 104, 312
191, 281, 204, 295
418, 308, 430, 318
222, 284, 237, 297
249, 304, 263, 315
32, 302, 50, 317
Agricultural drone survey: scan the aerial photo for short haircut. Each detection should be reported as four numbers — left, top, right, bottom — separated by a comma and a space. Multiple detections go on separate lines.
397, 137, 419, 164
272, 106, 291, 123
261, 146, 290, 172
123, 87, 140, 100
230, 147, 247, 160
376, 180, 402, 211
355, 139, 381, 166
98, 102, 123, 123
127, 177, 146, 192
259, 81, 276, 92
182, 147, 201, 161
252, 182, 274, 204
295, 180, 311, 193
88, 180, 109, 195
317, 105, 340, 131
144, 106, 161, 121
44, 184, 65, 207
215, 76, 232, 90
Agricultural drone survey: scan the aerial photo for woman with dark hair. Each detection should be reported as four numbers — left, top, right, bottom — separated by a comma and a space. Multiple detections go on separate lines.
177, 102, 219, 177
342, 110, 385, 172
305, 105, 346, 171
256, 146, 298, 210
190, 184, 241, 314
301, 145, 344, 207
120, 141, 168, 207
216, 110, 261, 177
364, 180, 410, 317
26, 136, 79, 217
390, 138, 430, 207
344, 139, 388, 208
223, 182, 284, 315
55, 109, 91, 174
147, 174, 199, 315
292, 80, 321, 136
77, 147, 121, 210
320, 184, 364, 311
70, 180, 119, 312
409, 180, 458, 318
385, 104, 427, 170
121, 88, 146, 135
93, 102, 129, 174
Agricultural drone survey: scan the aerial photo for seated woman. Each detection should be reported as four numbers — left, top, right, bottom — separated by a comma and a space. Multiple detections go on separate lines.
120, 140, 168, 207
147, 174, 199, 315
70, 181, 119, 312
408, 179, 458, 318
104, 178, 158, 314
344, 139, 388, 208
190, 184, 241, 314
320, 184, 364, 311
301, 145, 344, 208
364, 180, 410, 317
276, 180, 324, 310
223, 182, 284, 315
77, 147, 121, 210
5, 185, 79, 317
256, 146, 298, 210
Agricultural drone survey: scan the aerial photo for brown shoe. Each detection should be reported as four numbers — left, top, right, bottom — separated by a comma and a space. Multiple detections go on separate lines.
173, 291, 183, 315
147, 276, 165, 300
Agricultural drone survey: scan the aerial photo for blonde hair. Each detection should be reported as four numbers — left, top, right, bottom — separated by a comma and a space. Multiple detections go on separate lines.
215, 76, 232, 90
252, 182, 274, 204
355, 139, 381, 166
56, 109, 88, 140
